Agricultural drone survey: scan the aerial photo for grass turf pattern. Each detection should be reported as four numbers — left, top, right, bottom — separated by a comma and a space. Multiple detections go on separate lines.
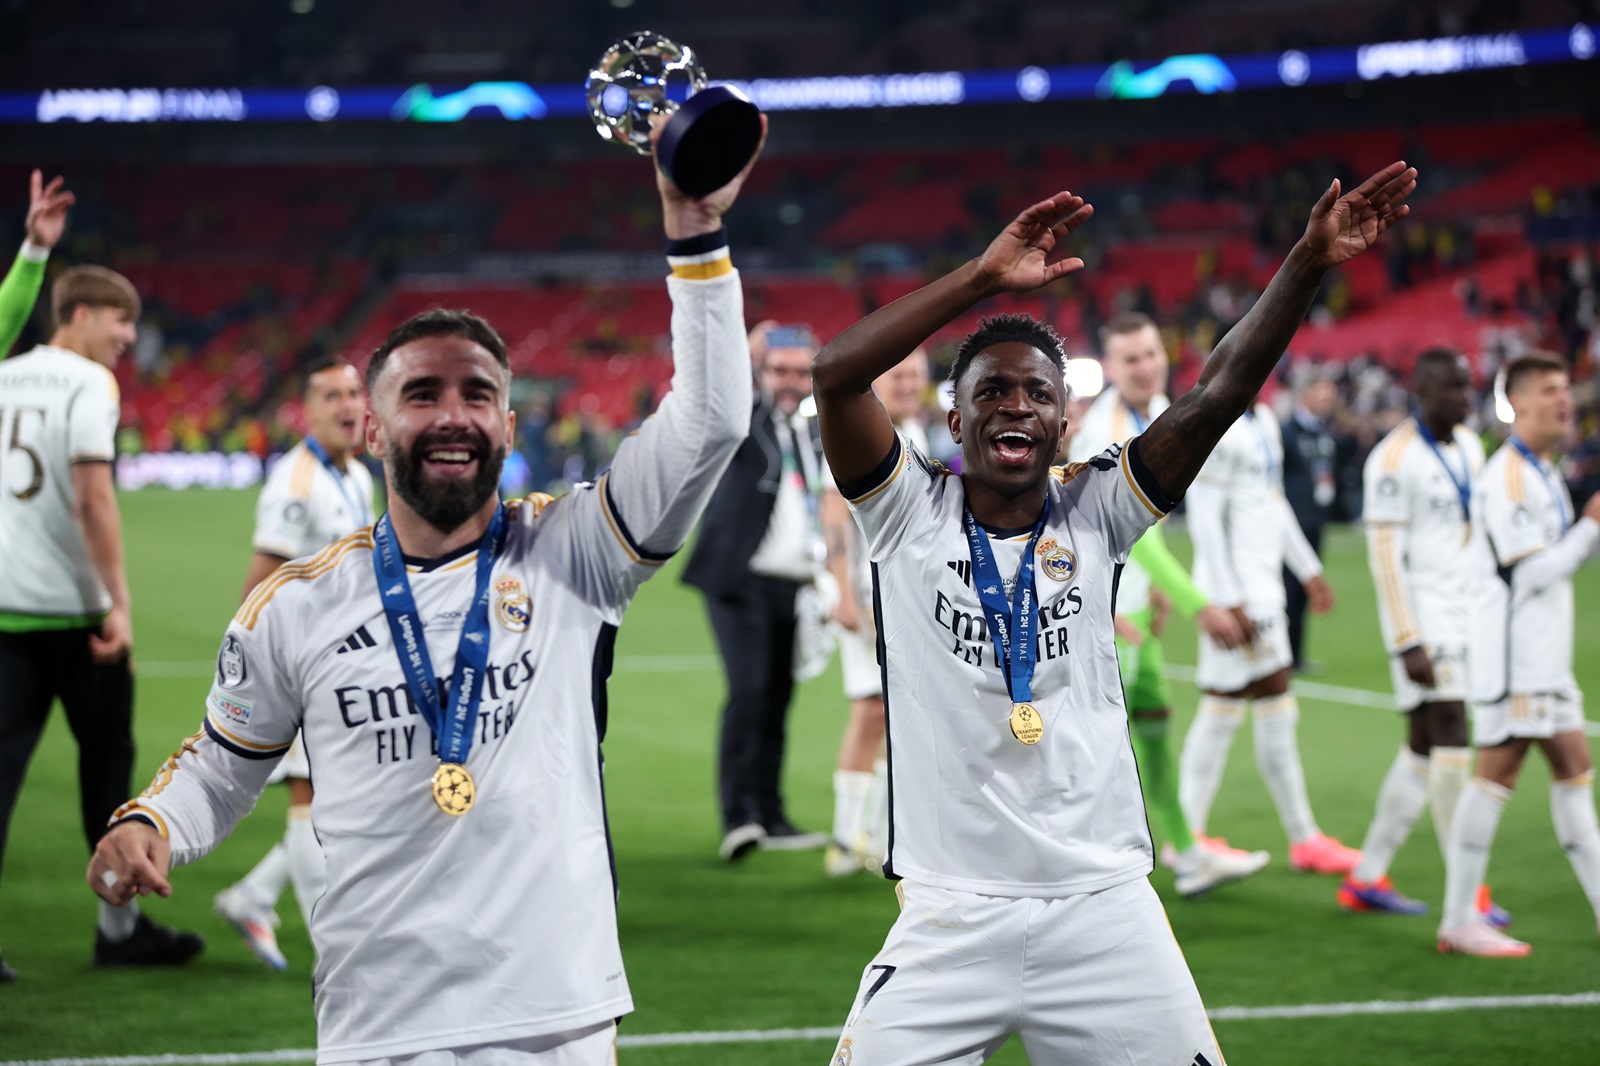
1, 489, 1597, 1063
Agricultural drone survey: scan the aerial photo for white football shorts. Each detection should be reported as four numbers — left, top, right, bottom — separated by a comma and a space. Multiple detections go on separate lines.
1388, 641, 1468, 712
829, 876, 1224, 1066
267, 732, 311, 784
346, 1020, 616, 1066
1472, 691, 1585, 747
839, 625, 882, 701
1195, 606, 1292, 693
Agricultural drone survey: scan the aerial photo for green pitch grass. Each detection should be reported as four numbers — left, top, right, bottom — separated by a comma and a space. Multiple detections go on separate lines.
2, 489, 1598, 1064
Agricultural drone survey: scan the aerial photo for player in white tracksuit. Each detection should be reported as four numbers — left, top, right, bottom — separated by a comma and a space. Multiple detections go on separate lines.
213, 359, 374, 971
88, 135, 762, 1064
813, 163, 1415, 1062
1179, 399, 1362, 874
1437, 353, 1600, 957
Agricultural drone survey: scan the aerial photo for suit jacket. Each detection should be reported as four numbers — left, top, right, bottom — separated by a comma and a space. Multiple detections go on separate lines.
1280, 409, 1337, 537
682, 394, 821, 598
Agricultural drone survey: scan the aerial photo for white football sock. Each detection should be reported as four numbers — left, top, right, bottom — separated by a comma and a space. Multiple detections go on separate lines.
1429, 746, 1472, 859
832, 770, 873, 849
98, 898, 139, 940
1252, 693, 1319, 845
1353, 747, 1429, 882
1550, 771, 1600, 924
235, 841, 291, 909
1442, 778, 1510, 931
1179, 696, 1246, 836
284, 806, 327, 930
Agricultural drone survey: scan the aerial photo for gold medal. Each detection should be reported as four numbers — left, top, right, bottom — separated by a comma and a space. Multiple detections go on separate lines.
1010, 702, 1044, 746
431, 762, 476, 816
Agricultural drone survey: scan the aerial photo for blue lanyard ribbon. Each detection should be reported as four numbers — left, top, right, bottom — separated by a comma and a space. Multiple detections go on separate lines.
1508, 436, 1571, 533
1123, 397, 1148, 434
371, 506, 508, 765
1244, 410, 1279, 484
305, 436, 370, 526
1412, 415, 1471, 521
961, 501, 1049, 705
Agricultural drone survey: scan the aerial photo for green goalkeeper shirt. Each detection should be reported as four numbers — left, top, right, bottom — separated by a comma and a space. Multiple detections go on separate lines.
0, 241, 48, 356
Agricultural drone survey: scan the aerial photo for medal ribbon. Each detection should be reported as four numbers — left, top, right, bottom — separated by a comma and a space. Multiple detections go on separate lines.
371, 505, 507, 765
1123, 397, 1148, 434
1508, 436, 1571, 533
1412, 414, 1471, 521
305, 436, 371, 527
961, 500, 1049, 706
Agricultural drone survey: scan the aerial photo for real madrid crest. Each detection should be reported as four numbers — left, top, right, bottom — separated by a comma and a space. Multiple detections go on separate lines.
495, 577, 531, 632
833, 1037, 853, 1066
1035, 537, 1077, 583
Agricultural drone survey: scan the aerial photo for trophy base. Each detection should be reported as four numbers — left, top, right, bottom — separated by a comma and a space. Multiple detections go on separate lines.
657, 85, 762, 198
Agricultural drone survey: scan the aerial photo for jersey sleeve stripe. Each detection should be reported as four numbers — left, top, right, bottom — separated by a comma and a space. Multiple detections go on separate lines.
110, 806, 169, 839
1374, 525, 1419, 647
841, 435, 905, 504
289, 449, 316, 499
204, 717, 294, 759
1122, 438, 1174, 516
1380, 422, 1415, 473
598, 473, 672, 565
1505, 452, 1525, 503
237, 530, 373, 628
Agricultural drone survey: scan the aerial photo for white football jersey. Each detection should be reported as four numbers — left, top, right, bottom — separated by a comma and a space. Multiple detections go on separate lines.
1187, 404, 1321, 610
1067, 387, 1169, 614
254, 440, 375, 561
0, 345, 120, 621
110, 266, 750, 1063
1467, 442, 1600, 704
847, 434, 1170, 897
1362, 417, 1484, 651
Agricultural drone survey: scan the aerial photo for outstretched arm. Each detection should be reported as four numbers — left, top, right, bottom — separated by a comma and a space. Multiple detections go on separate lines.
1137, 163, 1416, 501
0, 171, 72, 356
813, 192, 1093, 488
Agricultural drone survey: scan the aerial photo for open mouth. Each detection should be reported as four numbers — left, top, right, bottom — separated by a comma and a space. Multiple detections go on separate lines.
990, 429, 1037, 467
422, 444, 480, 479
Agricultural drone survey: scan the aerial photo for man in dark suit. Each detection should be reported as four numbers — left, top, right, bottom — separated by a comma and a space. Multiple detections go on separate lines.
1281, 372, 1340, 672
684, 324, 830, 861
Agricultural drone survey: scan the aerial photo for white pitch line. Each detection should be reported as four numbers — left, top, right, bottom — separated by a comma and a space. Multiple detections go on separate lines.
1162, 662, 1600, 735
8, 991, 1600, 1063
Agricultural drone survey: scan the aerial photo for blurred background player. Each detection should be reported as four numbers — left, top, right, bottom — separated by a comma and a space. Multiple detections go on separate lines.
1067, 311, 1265, 896
684, 323, 830, 860
213, 358, 372, 970
1280, 370, 1340, 673
1180, 388, 1359, 873
1, 171, 75, 357
821, 347, 930, 877
1439, 353, 1600, 957
1342, 348, 1484, 916
0, 265, 202, 980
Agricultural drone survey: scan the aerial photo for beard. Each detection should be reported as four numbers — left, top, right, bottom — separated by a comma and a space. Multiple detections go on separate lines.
389, 428, 506, 534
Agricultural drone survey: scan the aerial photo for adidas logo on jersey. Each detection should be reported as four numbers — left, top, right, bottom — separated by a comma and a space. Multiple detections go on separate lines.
945, 559, 972, 586
336, 625, 378, 654
1191, 1053, 1216, 1066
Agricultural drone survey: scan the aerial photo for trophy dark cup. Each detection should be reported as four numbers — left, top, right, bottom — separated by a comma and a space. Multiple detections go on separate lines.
586, 32, 762, 198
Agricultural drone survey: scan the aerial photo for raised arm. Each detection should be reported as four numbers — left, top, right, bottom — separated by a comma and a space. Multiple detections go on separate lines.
596, 118, 767, 562
813, 192, 1092, 488
1137, 163, 1416, 501
0, 171, 72, 356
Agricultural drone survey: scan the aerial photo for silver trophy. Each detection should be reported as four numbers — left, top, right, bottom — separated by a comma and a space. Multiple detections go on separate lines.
586, 32, 761, 198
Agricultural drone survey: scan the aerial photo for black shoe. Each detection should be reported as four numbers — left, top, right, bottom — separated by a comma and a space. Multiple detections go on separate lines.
761, 818, 829, 851
720, 822, 766, 862
0, 952, 16, 983
94, 914, 205, 968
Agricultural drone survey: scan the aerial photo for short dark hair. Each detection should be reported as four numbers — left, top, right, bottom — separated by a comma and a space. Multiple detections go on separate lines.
302, 357, 358, 397
1100, 311, 1157, 340
1502, 351, 1566, 397
949, 313, 1067, 391
1412, 346, 1464, 386
367, 309, 509, 396
52, 265, 141, 329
